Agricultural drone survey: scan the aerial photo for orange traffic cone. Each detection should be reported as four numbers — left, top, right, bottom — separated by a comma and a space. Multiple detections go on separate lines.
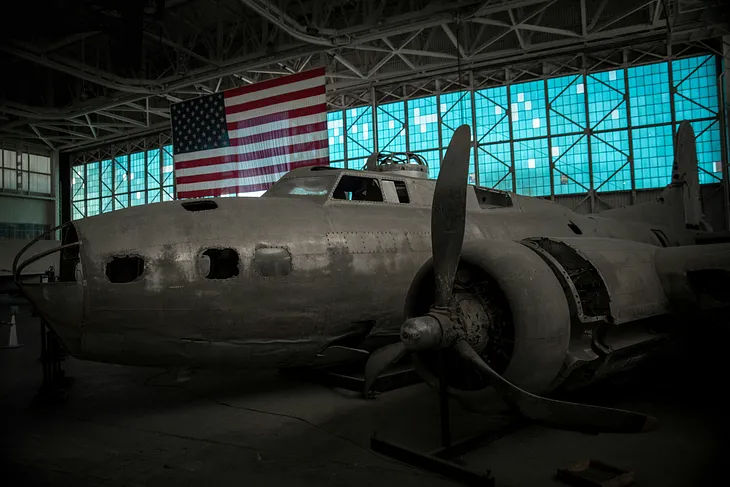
2, 306, 22, 349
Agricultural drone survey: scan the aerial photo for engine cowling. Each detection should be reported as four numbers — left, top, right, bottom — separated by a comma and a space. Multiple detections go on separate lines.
403, 239, 571, 396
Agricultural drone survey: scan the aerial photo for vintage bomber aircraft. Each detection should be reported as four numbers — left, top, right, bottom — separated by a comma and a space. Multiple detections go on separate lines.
14, 122, 730, 433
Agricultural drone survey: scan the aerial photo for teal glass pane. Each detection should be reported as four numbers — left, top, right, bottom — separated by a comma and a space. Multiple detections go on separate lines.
87, 198, 100, 217
408, 96, 439, 152
101, 197, 113, 213
329, 160, 345, 169
633, 125, 674, 189
162, 186, 174, 201
551, 135, 589, 195
682, 119, 723, 184
478, 143, 512, 191
514, 138, 550, 196
131, 189, 145, 206
327, 111, 345, 162
114, 155, 129, 195
101, 159, 113, 198
377, 101, 406, 153
147, 149, 161, 190
147, 189, 160, 204
591, 131, 631, 192
548, 75, 586, 135
510, 80, 547, 140
413, 149, 440, 179
587, 69, 627, 131
85, 162, 100, 216
162, 145, 174, 187
440, 91, 472, 145
475, 86, 509, 144
71, 165, 85, 202
628, 62, 671, 126
672, 55, 718, 122
130, 151, 145, 193
114, 154, 129, 209
72, 202, 85, 220
349, 158, 366, 171
346, 106, 373, 160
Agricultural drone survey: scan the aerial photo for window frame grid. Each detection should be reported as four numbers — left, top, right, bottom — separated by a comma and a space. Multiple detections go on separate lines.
69, 54, 724, 220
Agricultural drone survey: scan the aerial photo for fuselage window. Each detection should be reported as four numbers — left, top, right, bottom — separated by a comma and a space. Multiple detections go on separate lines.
473, 187, 513, 209
381, 179, 410, 203
255, 247, 292, 277
200, 248, 239, 279
332, 175, 384, 202
651, 229, 669, 247
106, 256, 145, 283
264, 175, 337, 198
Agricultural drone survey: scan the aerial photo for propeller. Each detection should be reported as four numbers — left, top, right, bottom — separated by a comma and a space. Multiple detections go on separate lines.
362, 123, 657, 434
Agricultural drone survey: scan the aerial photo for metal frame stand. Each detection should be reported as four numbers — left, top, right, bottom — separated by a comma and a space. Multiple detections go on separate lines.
288, 360, 421, 394
37, 266, 73, 400
38, 317, 72, 399
370, 352, 524, 486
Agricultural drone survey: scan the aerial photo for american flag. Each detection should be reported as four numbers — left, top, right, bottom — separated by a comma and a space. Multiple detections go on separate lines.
170, 67, 328, 198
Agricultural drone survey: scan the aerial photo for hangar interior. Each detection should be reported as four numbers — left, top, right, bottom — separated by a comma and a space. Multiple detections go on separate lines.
2, 1, 730, 486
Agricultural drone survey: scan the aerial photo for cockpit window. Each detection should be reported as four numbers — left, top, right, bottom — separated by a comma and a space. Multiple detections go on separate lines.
263, 175, 337, 198
332, 175, 384, 202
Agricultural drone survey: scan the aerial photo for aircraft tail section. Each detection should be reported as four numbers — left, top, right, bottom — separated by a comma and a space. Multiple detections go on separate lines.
598, 121, 711, 231
672, 120, 704, 228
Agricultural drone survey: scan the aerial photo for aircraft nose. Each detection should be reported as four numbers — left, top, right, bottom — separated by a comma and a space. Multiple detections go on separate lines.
22, 282, 84, 354
13, 221, 85, 356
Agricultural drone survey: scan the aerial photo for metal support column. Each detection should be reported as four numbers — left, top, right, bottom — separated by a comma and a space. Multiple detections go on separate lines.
721, 38, 730, 228
544, 74, 555, 200
342, 95, 349, 169
404, 85, 410, 152
582, 55, 595, 212
667, 42, 678, 140
624, 50, 637, 206
371, 87, 378, 156
506, 68, 517, 193
436, 80, 444, 169
470, 71, 480, 186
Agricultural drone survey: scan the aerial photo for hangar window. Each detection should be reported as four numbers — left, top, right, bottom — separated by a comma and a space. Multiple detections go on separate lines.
106, 256, 145, 283
182, 200, 218, 211
200, 248, 239, 279
332, 175, 384, 202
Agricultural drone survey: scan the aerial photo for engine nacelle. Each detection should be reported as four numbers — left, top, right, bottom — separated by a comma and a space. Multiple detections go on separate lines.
404, 239, 571, 395
404, 237, 681, 400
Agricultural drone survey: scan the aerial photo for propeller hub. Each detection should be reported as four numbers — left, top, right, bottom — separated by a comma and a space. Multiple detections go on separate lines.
401, 315, 442, 351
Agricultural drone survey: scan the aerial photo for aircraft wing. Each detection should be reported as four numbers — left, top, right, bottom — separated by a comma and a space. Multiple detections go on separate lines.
654, 243, 730, 312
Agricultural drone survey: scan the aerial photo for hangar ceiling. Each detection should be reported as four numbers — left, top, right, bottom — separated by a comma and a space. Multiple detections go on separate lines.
0, 0, 728, 152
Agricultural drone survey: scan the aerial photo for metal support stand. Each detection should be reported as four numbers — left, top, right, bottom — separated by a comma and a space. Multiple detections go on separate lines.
287, 360, 421, 394
37, 266, 73, 400
370, 354, 524, 486
38, 317, 72, 400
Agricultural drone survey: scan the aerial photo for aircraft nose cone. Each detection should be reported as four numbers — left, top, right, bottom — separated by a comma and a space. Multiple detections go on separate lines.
23, 282, 84, 355
401, 315, 442, 351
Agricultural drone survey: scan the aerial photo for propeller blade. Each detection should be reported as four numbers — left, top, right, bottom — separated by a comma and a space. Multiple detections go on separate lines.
363, 341, 407, 397
431, 125, 473, 308
454, 339, 657, 434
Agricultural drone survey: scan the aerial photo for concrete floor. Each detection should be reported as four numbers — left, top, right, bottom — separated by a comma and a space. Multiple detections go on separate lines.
1, 303, 726, 487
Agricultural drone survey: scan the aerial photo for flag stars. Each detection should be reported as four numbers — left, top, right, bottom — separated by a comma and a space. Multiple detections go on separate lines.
170, 92, 230, 155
